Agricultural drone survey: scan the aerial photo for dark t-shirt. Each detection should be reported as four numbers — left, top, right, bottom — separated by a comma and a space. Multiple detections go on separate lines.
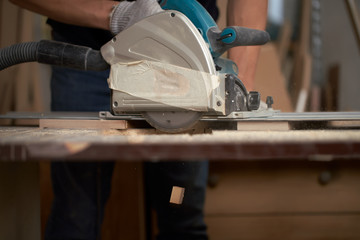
47, 0, 218, 50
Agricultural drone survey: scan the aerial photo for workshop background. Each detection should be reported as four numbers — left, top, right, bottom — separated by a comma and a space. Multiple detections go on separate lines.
1, 0, 360, 240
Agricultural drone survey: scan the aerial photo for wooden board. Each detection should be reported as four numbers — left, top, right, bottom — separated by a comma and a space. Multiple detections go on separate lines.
276, 20, 293, 67
254, 43, 293, 112
289, 0, 312, 111
39, 119, 128, 129
237, 121, 290, 131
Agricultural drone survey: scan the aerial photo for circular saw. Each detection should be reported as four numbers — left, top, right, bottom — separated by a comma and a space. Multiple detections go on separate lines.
101, 10, 218, 132
100, 1, 269, 133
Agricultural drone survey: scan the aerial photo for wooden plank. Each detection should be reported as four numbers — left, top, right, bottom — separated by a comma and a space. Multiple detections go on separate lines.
325, 64, 340, 111
39, 119, 216, 132
15, 10, 33, 112
276, 20, 293, 67
39, 119, 129, 129
0, 81, 14, 125
254, 43, 293, 112
237, 121, 290, 131
205, 162, 360, 214
295, 52, 312, 112
0, 0, 19, 47
290, 0, 312, 110
298, 0, 311, 55
206, 215, 360, 240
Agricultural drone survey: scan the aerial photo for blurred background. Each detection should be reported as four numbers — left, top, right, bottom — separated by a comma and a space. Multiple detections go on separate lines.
1, 0, 360, 240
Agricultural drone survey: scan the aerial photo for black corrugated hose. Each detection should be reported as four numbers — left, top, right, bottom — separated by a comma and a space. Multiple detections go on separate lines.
0, 42, 39, 70
0, 40, 110, 71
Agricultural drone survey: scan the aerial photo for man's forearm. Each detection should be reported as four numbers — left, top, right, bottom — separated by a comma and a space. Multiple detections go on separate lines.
227, 0, 268, 91
10, 0, 116, 30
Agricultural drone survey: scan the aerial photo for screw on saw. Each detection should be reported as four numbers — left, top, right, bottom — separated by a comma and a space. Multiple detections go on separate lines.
266, 96, 274, 109
217, 33, 233, 41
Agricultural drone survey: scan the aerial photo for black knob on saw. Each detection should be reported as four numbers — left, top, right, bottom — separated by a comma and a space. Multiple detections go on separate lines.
247, 91, 261, 111
266, 96, 274, 109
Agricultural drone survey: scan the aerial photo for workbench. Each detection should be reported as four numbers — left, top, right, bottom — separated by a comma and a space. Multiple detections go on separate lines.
1, 126, 360, 240
1, 127, 360, 161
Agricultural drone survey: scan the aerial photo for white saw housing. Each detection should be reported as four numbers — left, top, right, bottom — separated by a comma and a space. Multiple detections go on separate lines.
100, 11, 225, 115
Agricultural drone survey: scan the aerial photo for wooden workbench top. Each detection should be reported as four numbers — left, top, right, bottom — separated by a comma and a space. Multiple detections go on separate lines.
0, 127, 359, 161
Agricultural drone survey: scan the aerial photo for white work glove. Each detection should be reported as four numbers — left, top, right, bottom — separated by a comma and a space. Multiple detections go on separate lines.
110, 0, 163, 35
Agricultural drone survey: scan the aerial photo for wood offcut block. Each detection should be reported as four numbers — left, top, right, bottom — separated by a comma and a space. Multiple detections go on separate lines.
170, 186, 185, 205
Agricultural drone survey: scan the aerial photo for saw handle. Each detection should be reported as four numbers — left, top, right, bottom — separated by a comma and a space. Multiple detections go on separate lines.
208, 26, 270, 57
210, 26, 270, 57
219, 26, 270, 46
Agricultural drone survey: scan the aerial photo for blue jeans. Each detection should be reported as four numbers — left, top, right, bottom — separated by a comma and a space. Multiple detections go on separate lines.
45, 65, 209, 240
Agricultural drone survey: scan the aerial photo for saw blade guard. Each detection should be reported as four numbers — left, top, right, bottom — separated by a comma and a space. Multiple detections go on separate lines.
101, 11, 224, 132
101, 11, 216, 74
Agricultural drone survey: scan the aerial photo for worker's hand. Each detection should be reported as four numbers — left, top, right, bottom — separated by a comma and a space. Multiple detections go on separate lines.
110, 0, 163, 35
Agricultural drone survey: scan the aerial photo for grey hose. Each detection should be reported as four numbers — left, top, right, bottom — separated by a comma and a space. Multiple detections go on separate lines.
0, 42, 39, 70
0, 40, 110, 71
